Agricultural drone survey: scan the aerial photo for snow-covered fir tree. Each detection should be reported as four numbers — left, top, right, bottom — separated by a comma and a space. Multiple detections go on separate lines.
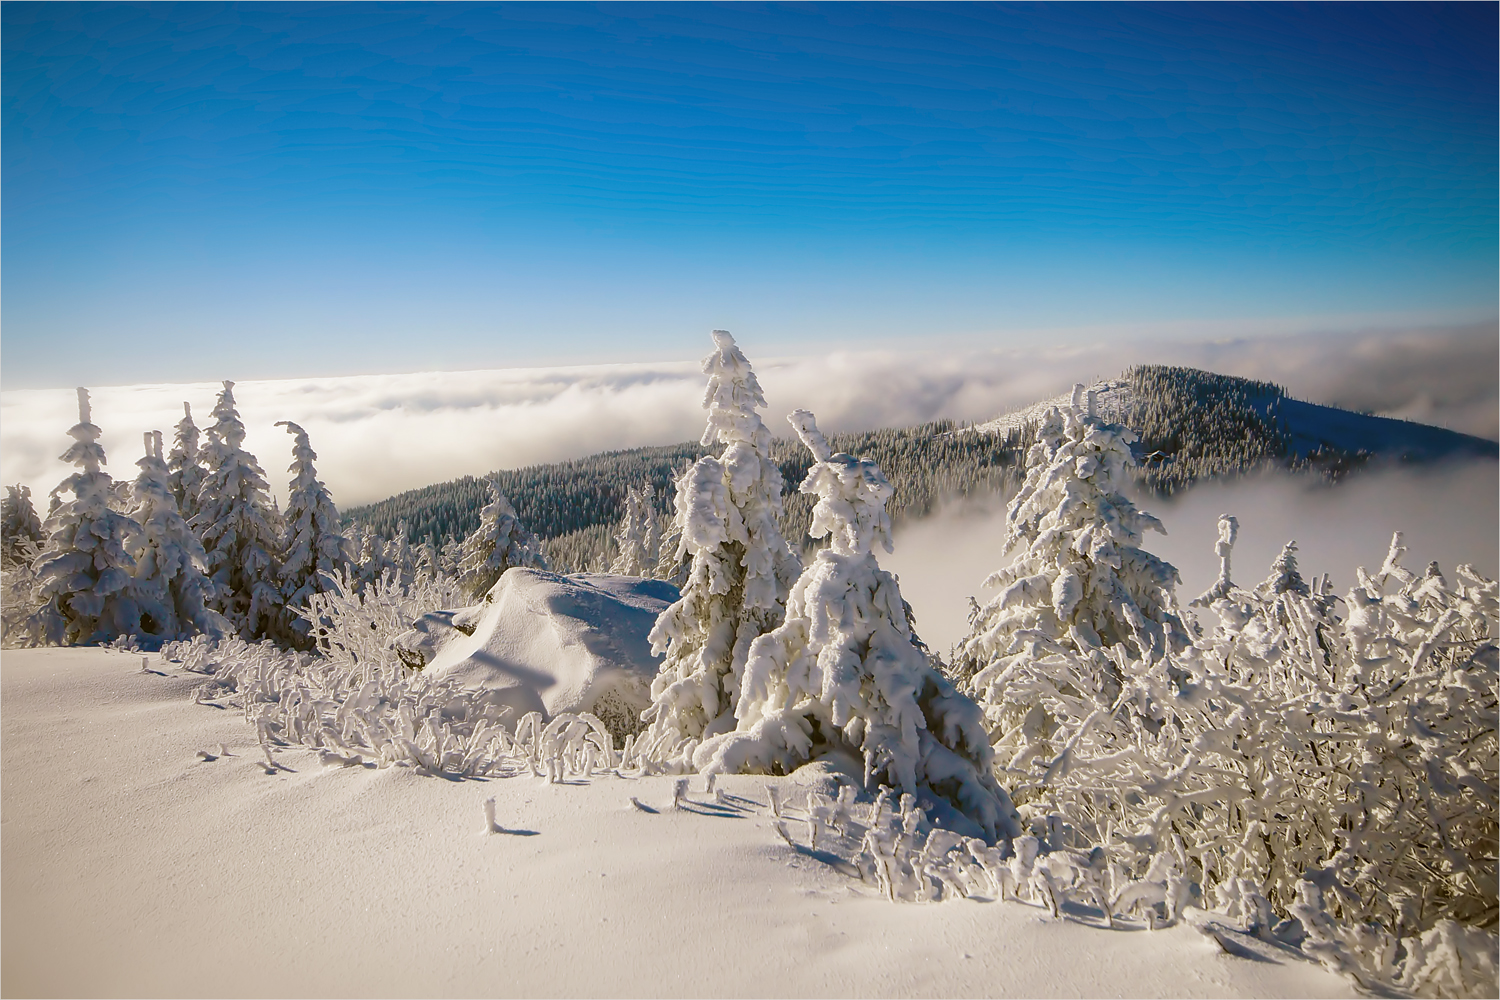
610, 485, 651, 576
640, 331, 802, 756
2, 484, 45, 568
457, 479, 547, 598
953, 384, 1188, 774
30, 388, 148, 644
698, 410, 1020, 840
167, 402, 207, 529
387, 520, 417, 590
276, 420, 354, 643
194, 381, 285, 641
641, 487, 661, 576
130, 430, 226, 639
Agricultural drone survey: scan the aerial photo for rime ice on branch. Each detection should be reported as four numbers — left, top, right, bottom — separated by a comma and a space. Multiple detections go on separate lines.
696, 409, 1020, 841
640, 331, 801, 758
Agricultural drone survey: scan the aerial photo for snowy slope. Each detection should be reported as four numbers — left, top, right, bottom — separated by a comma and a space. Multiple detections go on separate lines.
1, 646, 1359, 998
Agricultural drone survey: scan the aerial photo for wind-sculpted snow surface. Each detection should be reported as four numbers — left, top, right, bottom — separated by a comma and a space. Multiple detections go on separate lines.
696, 410, 1020, 841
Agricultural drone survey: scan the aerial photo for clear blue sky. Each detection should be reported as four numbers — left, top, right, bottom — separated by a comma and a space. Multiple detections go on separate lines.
4, 1, 1496, 387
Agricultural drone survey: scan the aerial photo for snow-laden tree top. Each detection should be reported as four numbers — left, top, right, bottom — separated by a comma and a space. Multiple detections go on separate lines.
963, 384, 1188, 670
641, 331, 800, 755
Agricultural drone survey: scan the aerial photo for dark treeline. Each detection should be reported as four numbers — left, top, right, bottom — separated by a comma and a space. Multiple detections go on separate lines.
1128, 365, 1291, 494
346, 421, 1024, 571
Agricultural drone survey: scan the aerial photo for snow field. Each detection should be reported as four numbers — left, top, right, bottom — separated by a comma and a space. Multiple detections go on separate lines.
1, 646, 1359, 998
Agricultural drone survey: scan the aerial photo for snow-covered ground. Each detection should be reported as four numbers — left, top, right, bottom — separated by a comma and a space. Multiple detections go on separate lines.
1, 645, 1359, 998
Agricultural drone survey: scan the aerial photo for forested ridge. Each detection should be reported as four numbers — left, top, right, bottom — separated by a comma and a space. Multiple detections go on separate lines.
344, 365, 1496, 572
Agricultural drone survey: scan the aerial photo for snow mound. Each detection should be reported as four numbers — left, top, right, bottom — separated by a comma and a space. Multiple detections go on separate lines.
395, 569, 678, 739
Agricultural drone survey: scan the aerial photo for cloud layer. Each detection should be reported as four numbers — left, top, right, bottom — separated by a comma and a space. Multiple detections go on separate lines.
885, 462, 1499, 657
2, 323, 1493, 512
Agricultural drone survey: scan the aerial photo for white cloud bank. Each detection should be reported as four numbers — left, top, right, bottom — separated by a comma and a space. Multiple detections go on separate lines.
1, 322, 1493, 511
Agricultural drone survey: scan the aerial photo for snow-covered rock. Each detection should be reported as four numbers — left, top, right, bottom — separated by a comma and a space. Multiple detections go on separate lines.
395, 569, 679, 740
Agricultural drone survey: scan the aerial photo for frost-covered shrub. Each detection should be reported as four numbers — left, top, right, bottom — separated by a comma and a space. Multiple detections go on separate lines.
130, 431, 226, 640
30, 388, 149, 645
696, 410, 1020, 841
995, 516, 1496, 994
640, 331, 802, 759
194, 381, 284, 641
457, 479, 546, 598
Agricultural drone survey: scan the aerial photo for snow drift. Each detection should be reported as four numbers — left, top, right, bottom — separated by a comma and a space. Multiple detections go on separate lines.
395, 569, 678, 740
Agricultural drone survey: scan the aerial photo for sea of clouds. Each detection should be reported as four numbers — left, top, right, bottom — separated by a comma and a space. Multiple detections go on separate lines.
3, 322, 1493, 512
885, 462, 1500, 656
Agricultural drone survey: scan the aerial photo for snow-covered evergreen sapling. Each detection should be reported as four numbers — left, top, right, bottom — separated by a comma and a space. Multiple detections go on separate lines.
130, 430, 227, 640
2, 484, 45, 567
31, 388, 148, 644
275, 420, 354, 645
610, 485, 654, 576
640, 331, 802, 758
697, 410, 1020, 841
457, 479, 547, 598
193, 381, 286, 641
167, 402, 207, 529
953, 384, 1188, 775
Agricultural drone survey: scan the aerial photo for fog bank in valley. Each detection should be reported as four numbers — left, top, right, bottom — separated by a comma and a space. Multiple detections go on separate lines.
886, 462, 1499, 658
2, 323, 1492, 510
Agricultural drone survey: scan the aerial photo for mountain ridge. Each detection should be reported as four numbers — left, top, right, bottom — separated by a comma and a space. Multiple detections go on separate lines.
344, 365, 1496, 571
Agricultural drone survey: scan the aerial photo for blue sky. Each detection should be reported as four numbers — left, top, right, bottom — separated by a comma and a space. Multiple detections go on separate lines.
4, 1, 1496, 388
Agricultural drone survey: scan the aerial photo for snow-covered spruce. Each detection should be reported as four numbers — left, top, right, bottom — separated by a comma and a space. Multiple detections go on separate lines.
1, 484, 47, 643
639, 331, 801, 760
457, 479, 547, 599
696, 410, 1020, 841
130, 430, 227, 640
2, 483, 45, 568
953, 384, 1188, 777
30, 388, 148, 644
167, 402, 207, 529
610, 484, 657, 577
194, 381, 286, 642
275, 420, 354, 645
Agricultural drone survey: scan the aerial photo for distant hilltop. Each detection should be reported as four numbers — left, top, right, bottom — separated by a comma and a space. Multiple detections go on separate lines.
964, 365, 1497, 495
345, 365, 1497, 570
